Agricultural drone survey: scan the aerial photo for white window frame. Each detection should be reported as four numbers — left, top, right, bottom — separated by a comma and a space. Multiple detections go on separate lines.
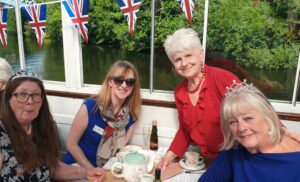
14, 0, 299, 114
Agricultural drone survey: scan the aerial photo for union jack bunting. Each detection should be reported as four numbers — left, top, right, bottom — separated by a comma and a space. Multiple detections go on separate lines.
178, 0, 195, 24
116, 0, 141, 37
62, 0, 89, 44
21, 4, 47, 48
0, 8, 8, 48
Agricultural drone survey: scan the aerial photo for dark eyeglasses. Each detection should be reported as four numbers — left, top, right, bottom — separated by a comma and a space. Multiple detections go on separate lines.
112, 77, 136, 87
13, 92, 43, 103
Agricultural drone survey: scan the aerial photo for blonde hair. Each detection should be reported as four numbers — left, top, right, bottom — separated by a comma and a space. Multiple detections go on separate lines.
164, 28, 202, 61
0, 57, 13, 89
93, 60, 141, 121
221, 85, 284, 150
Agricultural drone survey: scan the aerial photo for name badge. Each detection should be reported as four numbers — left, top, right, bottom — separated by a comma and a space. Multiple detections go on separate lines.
92, 125, 104, 135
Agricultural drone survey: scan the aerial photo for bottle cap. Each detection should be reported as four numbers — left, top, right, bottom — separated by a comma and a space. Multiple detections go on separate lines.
152, 120, 157, 125
155, 168, 161, 178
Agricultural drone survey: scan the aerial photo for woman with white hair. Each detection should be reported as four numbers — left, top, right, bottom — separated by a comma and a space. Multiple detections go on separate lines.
0, 57, 13, 91
199, 81, 300, 181
158, 28, 240, 170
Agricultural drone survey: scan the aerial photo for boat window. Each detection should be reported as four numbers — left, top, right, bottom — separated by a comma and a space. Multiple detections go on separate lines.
1, 1, 299, 103
0, 3, 65, 81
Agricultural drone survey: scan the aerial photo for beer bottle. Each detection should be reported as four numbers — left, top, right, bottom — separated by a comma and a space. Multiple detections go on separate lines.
149, 120, 158, 150
154, 168, 161, 182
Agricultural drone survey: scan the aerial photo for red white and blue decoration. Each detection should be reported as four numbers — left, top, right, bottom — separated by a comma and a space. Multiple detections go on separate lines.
0, 8, 8, 48
178, 0, 195, 24
21, 4, 47, 48
62, 0, 89, 44
116, 0, 140, 37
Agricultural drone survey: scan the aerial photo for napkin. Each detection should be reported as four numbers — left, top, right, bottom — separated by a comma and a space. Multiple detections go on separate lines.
161, 162, 184, 180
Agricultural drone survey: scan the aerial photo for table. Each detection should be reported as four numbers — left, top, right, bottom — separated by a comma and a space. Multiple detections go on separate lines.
104, 165, 204, 182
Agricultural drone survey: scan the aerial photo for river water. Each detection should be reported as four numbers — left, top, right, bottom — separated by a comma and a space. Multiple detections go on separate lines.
0, 34, 298, 101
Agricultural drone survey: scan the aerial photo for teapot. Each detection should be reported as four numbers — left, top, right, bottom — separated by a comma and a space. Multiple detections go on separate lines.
111, 151, 154, 182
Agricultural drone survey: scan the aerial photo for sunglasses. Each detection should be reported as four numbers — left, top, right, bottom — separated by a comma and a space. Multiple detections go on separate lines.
112, 77, 136, 87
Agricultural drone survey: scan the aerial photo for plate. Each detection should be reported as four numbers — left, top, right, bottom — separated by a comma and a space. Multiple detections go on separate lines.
179, 159, 205, 171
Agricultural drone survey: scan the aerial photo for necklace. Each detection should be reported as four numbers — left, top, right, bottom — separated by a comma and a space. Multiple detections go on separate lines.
25, 124, 32, 135
188, 68, 206, 94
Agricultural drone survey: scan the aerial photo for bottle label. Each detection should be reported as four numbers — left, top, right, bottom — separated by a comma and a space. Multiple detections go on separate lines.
150, 142, 158, 149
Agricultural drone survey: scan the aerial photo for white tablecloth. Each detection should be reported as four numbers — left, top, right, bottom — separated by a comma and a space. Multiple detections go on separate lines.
164, 171, 204, 182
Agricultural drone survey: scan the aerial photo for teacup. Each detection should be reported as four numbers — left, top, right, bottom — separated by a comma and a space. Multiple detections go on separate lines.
183, 151, 204, 168
140, 174, 155, 182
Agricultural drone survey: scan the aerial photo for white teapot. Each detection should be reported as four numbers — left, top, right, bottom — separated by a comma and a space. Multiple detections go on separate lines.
111, 151, 154, 182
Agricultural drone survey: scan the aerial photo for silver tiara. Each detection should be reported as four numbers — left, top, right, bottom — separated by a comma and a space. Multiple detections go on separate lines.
12, 68, 41, 80
225, 79, 253, 95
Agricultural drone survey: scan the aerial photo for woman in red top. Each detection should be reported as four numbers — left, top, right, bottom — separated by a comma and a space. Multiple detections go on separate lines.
158, 28, 240, 170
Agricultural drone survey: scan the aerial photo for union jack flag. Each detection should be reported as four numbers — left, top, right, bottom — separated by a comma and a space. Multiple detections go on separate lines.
0, 8, 8, 48
62, 0, 89, 44
178, 0, 195, 24
116, 0, 141, 37
21, 4, 47, 48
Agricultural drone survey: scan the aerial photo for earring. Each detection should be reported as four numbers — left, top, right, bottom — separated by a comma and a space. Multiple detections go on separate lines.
268, 129, 272, 136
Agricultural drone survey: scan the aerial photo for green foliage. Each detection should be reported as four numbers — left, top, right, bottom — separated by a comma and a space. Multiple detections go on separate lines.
45, 4, 62, 42
208, 0, 300, 69
5, 0, 300, 69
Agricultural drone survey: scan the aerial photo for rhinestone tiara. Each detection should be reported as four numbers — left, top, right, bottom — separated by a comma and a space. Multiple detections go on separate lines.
12, 68, 41, 81
225, 79, 253, 96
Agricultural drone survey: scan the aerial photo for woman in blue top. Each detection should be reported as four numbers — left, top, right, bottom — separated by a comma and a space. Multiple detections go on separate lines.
64, 60, 142, 168
199, 81, 300, 182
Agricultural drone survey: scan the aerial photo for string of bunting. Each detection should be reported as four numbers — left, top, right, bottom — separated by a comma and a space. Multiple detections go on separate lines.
0, 0, 195, 48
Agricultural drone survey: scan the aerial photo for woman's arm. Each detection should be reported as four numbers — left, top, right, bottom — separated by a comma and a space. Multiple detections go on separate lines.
51, 161, 105, 181
66, 105, 94, 168
283, 127, 300, 142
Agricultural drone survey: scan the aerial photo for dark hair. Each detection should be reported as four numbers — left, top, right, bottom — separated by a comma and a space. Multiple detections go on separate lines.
0, 77, 59, 173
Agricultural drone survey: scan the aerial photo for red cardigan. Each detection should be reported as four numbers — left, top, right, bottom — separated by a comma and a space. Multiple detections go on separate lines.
169, 65, 240, 159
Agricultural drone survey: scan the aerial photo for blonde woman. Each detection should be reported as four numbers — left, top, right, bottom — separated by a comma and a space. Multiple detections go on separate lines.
64, 60, 142, 168
199, 82, 300, 181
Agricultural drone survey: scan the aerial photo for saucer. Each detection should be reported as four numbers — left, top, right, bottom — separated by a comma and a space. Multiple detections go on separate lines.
179, 159, 205, 171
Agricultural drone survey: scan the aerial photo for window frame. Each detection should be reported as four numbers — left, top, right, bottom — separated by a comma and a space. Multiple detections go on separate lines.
16, 0, 300, 114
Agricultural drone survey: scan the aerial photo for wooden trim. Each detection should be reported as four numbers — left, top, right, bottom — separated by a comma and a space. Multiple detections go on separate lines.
277, 112, 300, 122
46, 90, 300, 122
46, 89, 177, 108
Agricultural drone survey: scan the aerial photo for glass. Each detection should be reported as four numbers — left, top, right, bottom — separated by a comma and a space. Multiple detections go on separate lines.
13, 92, 43, 103
112, 77, 136, 87
142, 125, 151, 149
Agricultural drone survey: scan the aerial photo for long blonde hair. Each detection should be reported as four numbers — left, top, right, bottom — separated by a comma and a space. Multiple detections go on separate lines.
93, 60, 141, 121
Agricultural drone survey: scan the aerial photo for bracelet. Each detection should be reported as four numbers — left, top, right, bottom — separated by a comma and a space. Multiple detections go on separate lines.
79, 167, 86, 179
167, 151, 177, 160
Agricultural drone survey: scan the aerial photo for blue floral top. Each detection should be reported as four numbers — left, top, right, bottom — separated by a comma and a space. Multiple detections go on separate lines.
0, 121, 51, 181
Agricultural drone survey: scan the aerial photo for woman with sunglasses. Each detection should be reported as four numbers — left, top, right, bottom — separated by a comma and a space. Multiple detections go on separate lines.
64, 60, 142, 168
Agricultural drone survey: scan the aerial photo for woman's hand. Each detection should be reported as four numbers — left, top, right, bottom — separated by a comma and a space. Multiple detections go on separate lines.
284, 127, 300, 142
156, 151, 176, 171
85, 167, 105, 182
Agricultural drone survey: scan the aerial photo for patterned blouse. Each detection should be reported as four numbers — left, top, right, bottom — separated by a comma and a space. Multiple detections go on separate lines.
0, 121, 51, 181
